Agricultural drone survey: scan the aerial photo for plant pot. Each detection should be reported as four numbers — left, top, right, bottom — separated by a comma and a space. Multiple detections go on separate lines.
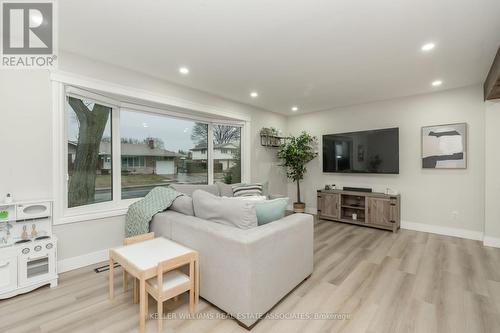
293, 202, 305, 213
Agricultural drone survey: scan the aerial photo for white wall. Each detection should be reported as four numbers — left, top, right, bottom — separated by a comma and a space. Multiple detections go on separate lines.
0, 52, 287, 263
286, 85, 486, 234
485, 100, 500, 245
0, 71, 52, 200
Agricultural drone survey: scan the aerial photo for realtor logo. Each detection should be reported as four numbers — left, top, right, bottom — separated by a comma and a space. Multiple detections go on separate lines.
1, 1, 57, 68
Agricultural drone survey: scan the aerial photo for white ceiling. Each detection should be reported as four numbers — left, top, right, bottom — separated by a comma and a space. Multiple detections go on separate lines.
59, 0, 500, 115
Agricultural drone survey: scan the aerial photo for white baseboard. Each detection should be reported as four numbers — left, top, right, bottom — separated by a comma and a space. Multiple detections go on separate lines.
401, 220, 483, 241
483, 236, 500, 248
57, 248, 109, 273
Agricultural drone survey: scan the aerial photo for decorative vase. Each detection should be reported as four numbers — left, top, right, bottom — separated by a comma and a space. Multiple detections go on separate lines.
293, 202, 305, 213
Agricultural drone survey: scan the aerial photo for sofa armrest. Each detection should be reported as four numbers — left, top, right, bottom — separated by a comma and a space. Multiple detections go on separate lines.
246, 214, 314, 314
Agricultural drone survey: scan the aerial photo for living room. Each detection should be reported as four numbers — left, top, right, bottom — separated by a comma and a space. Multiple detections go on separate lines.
1, 1, 500, 332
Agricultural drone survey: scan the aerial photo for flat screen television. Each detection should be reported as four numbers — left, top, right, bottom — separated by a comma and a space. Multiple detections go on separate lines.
323, 128, 399, 174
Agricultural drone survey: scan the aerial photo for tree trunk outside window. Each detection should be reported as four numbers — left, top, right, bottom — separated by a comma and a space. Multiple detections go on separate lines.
68, 97, 111, 207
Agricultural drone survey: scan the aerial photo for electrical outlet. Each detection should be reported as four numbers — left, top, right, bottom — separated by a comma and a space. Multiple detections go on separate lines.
452, 211, 459, 221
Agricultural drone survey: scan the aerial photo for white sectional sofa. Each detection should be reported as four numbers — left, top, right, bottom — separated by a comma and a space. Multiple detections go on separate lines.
150, 184, 314, 328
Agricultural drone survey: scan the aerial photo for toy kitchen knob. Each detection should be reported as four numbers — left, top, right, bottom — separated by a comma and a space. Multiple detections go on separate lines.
46, 243, 53, 249
22, 248, 30, 254
34, 245, 42, 252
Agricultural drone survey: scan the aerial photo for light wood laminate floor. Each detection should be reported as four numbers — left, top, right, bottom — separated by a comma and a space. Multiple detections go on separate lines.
2, 218, 500, 333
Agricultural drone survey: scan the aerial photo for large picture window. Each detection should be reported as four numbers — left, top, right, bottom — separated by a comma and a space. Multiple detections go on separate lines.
61, 86, 246, 219
120, 111, 208, 199
67, 97, 113, 208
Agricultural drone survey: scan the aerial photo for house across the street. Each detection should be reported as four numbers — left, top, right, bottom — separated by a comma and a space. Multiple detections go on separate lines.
190, 142, 239, 171
68, 139, 183, 175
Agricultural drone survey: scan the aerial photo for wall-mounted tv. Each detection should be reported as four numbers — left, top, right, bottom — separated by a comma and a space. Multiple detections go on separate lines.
323, 128, 399, 174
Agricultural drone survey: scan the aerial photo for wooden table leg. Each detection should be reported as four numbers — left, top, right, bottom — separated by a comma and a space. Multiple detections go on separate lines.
189, 260, 195, 314
195, 258, 199, 307
109, 258, 114, 300
123, 269, 128, 292
139, 278, 146, 333
134, 278, 139, 304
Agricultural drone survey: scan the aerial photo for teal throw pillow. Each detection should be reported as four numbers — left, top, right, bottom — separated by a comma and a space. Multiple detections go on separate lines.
255, 197, 289, 225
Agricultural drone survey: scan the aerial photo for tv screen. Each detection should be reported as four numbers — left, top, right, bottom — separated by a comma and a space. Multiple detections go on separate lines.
323, 128, 399, 174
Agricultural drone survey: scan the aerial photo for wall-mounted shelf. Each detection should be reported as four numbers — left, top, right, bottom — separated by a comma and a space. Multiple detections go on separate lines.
260, 134, 287, 148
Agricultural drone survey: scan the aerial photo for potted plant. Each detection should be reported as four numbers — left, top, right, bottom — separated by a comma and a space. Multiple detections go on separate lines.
277, 132, 318, 213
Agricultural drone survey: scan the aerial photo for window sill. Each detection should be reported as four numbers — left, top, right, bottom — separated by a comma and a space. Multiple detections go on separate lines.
57, 208, 128, 225
55, 199, 139, 225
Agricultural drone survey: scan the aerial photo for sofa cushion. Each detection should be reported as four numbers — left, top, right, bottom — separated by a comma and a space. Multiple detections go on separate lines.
170, 184, 219, 196
255, 197, 289, 225
192, 190, 258, 229
170, 195, 194, 216
216, 182, 235, 197
232, 183, 263, 197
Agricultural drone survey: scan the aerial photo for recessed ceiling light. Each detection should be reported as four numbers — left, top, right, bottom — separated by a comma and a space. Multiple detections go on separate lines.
431, 80, 443, 87
179, 67, 189, 75
421, 43, 436, 52
291, 106, 299, 112
250, 91, 259, 98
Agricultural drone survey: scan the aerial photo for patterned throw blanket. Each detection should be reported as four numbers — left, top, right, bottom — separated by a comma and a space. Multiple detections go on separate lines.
125, 186, 182, 237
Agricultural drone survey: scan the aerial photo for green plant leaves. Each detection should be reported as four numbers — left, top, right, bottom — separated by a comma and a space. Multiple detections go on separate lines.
277, 131, 318, 182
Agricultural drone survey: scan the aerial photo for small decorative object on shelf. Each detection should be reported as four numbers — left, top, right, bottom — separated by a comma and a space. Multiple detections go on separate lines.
385, 187, 399, 195
5, 193, 13, 204
31, 224, 38, 238
260, 127, 286, 147
21, 225, 28, 240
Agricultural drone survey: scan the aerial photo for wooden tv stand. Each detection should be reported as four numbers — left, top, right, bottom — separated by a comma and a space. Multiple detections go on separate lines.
317, 189, 400, 232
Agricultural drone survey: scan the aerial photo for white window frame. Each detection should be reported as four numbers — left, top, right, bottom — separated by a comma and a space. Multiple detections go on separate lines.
52, 73, 250, 225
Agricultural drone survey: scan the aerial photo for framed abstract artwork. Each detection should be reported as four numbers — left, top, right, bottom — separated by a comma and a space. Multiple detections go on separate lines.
421, 123, 467, 169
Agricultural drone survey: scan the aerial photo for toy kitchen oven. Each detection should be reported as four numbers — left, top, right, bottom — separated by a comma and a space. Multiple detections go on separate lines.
0, 200, 58, 299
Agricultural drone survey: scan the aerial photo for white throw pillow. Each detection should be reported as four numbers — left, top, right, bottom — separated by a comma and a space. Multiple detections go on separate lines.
192, 190, 258, 229
170, 195, 194, 216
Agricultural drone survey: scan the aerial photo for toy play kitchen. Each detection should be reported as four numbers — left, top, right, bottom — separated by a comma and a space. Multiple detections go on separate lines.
0, 200, 58, 299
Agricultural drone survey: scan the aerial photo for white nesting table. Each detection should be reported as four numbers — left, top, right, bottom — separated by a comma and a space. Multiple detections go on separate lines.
109, 237, 199, 333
